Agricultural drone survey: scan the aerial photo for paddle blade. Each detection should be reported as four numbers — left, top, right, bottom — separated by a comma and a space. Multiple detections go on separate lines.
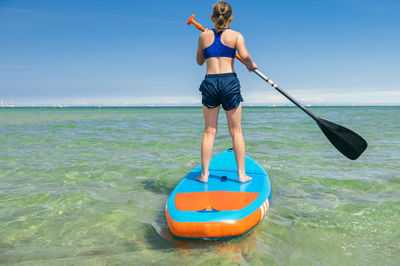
316, 118, 368, 160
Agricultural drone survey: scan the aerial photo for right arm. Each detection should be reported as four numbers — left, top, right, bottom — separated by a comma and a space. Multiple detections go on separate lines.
196, 32, 206, 66
235, 32, 258, 71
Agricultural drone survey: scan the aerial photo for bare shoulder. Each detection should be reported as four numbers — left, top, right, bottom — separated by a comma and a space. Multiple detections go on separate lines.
199, 30, 213, 39
226, 29, 243, 38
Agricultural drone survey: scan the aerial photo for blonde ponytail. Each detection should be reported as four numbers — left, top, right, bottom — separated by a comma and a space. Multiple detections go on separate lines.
212, 1, 233, 32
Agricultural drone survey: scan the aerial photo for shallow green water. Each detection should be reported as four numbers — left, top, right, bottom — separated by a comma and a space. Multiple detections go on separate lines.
0, 106, 399, 265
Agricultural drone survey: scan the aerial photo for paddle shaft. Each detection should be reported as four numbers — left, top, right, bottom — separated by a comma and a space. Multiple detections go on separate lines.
253, 69, 319, 121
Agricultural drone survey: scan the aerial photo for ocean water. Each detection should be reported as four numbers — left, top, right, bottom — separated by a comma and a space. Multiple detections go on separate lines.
0, 106, 399, 265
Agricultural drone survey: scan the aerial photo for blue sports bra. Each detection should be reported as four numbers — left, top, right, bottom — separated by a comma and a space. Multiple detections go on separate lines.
203, 29, 236, 59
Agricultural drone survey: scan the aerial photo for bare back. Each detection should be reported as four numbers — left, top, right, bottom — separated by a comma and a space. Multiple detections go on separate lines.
198, 29, 238, 74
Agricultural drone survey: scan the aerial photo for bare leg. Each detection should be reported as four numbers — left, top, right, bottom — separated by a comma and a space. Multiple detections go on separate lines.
196, 105, 220, 183
225, 103, 252, 183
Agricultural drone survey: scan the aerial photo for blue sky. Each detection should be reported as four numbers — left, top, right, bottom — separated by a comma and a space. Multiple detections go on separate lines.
0, 0, 399, 106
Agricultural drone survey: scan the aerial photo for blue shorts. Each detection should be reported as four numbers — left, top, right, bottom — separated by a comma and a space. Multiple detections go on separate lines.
199, 72, 244, 111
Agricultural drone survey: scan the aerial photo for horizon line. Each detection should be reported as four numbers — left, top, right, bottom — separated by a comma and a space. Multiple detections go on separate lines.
1, 104, 399, 108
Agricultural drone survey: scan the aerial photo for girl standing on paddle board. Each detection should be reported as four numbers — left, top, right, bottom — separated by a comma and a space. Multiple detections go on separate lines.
195, 1, 258, 183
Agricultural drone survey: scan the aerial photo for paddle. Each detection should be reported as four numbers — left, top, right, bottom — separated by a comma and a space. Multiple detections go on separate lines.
187, 14, 368, 160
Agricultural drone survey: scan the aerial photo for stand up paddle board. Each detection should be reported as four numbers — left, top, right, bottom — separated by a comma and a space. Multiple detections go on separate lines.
165, 148, 271, 239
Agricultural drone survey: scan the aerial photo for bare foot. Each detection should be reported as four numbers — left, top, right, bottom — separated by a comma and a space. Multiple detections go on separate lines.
196, 172, 209, 183
196, 176, 208, 183
238, 175, 252, 183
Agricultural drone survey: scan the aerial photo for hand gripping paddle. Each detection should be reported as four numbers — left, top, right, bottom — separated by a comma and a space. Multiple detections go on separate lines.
187, 14, 368, 160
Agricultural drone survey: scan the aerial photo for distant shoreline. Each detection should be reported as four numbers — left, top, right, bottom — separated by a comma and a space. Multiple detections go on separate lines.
1, 105, 399, 108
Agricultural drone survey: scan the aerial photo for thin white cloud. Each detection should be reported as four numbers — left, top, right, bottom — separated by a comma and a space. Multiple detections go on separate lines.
0, 7, 33, 13
0, 65, 30, 69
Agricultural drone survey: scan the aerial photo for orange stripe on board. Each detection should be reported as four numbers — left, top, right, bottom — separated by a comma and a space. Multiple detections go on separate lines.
175, 191, 260, 211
